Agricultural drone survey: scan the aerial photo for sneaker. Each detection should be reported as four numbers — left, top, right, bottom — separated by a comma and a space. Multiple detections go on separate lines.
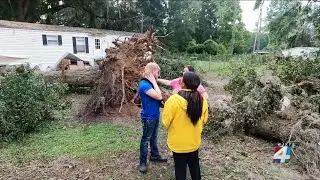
149, 155, 168, 163
139, 164, 147, 174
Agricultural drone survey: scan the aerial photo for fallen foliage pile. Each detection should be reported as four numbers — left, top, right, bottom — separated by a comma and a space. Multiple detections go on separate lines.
205, 59, 320, 179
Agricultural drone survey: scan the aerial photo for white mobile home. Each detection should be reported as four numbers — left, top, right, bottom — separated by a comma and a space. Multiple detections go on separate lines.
281, 47, 319, 60
0, 20, 138, 71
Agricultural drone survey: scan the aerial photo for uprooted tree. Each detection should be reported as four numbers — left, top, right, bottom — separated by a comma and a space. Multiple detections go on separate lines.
204, 60, 320, 179
81, 30, 159, 117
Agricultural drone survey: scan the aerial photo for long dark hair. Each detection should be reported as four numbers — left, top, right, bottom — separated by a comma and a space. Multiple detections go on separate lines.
178, 72, 203, 125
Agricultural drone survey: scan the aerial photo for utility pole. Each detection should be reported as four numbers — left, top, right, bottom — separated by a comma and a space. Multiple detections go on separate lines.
257, 5, 263, 52
229, 1, 238, 54
253, 2, 263, 53
141, 14, 144, 33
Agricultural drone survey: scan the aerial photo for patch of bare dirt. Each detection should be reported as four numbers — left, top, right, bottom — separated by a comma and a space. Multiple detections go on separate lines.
67, 94, 91, 117
67, 93, 140, 126
204, 73, 231, 106
200, 135, 304, 180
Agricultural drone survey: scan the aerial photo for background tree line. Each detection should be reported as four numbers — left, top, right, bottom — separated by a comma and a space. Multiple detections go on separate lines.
254, 0, 320, 51
0, 0, 319, 54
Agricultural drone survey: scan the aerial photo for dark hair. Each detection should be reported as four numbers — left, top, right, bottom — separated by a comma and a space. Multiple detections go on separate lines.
178, 72, 203, 125
181, 65, 195, 76
186, 65, 195, 72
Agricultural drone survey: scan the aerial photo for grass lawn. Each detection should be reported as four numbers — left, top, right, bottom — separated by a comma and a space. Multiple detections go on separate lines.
0, 122, 140, 162
194, 61, 232, 76
194, 60, 269, 77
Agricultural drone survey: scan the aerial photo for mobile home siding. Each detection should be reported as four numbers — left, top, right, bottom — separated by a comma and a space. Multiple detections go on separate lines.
0, 28, 94, 71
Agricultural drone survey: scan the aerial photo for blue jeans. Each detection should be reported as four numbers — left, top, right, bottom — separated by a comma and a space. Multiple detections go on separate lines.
139, 118, 160, 165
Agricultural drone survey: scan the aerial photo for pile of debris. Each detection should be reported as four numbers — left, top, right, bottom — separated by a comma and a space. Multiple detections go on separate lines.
206, 69, 320, 178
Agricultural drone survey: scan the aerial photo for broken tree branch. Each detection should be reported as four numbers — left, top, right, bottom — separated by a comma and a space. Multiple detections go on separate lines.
130, 92, 139, 103
156, 44, 169, 52
155, 31, 174, 38
119, 65, 126, 113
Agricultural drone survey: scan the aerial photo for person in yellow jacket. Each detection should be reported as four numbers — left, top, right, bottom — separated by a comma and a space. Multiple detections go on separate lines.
162, 72, 209, 180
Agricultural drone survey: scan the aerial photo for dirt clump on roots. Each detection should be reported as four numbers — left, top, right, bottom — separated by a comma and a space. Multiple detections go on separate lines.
80, 30, 159, 120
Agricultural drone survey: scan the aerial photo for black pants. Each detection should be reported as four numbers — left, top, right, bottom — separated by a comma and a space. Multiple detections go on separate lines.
172, 149, 201, 180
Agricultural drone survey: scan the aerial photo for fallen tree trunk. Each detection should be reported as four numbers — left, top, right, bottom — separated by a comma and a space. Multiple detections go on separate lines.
248, 111, 320, 178
246, 115, 293, 142
297, 78, 320, 92
42, 67, 100, 87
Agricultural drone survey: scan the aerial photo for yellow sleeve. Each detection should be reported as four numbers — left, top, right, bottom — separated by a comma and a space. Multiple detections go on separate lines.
202, 100, 209, 125
161, 95, 176, 129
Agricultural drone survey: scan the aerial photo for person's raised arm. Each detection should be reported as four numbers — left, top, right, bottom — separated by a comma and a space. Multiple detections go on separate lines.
157, 79, 172, 86
198, 84, 209, 100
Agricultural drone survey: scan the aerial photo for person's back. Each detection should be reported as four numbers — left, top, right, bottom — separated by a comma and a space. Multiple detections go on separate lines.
162, 72, 208, 180
162, 92, 208, 153
138, 79, 160, 120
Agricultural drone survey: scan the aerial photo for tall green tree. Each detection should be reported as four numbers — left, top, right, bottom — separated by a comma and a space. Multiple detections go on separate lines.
194, 0, 219, 43
216, 0, 249, 54
0, 0, 68, 22
164, 0, 195, 52
255, 0, 320, 49
268, 0, 315, 48
247, 32, 268, 53
46, 0, 141, 31
136, 0, 167, 33
232, 23, 251, 54
312, 3, 320, 46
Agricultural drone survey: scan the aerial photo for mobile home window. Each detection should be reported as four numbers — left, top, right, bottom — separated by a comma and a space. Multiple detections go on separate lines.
95, 39, 100, 49
72, 37, 89, 54
76, 37, 86, 52
42, 35, 62, 46
47, 35, 58, 45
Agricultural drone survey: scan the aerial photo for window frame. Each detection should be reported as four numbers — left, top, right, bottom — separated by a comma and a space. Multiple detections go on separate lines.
42, 34, 62, 46
95, 39, 101, 49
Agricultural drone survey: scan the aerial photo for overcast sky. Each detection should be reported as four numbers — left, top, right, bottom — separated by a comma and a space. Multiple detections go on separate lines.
240, 1, 271, 32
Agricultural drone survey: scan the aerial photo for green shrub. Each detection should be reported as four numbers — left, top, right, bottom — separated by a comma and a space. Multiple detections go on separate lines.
186, 39, 227, 55
217, 44, 228, 55
187, 39, 197, 48
155, 54, 189, 80
186, 39, 206, 54
203, 39, 219, 55
274, 59, 320, 83
186, 44, 206, 54
224, 66, 283, 130
0, 65, 69, 142
224, 66, 260, 102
